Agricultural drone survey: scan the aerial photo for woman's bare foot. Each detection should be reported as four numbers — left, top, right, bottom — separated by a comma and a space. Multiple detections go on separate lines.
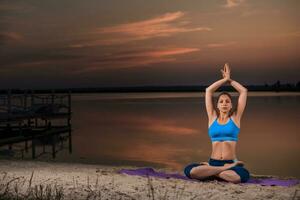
200, 162, 209, 166
223, 161, 244, 169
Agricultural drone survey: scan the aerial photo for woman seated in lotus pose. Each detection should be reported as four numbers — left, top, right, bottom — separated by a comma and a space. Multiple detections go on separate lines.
184, 63, 250, 183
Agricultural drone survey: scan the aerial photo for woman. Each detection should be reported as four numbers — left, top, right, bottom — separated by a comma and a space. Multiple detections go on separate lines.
184, 63, 250, 183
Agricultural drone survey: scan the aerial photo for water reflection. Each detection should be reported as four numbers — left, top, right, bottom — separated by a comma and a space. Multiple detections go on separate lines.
2, 92, 299, 178
72, 93, 300, 178
73, 93, 300, 178
70, 97, 209, 170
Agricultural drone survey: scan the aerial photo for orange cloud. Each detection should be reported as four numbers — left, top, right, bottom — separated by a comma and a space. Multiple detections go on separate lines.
95, 11, 186, 34
278, 31, 300, 38
206, 41, 237, 48
224, 0, 245, 8
0, 32, 23, 42
241, 9, 280, 17
73, 47, 200, 73
147, 48, 199, 57
70, 11, 211, 48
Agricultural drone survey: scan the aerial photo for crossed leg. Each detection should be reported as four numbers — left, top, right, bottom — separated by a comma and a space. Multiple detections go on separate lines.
215, 170, 241, 183
190, 162, 241, 183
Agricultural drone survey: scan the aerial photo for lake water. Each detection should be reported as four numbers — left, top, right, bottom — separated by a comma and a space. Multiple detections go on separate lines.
2, 92, 300, 178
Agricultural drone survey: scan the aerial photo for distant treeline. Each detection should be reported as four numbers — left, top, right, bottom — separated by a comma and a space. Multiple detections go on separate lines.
0, 81, 299, 94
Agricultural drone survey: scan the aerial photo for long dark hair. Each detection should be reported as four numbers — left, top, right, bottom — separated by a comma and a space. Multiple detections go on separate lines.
215, 92, 236, 117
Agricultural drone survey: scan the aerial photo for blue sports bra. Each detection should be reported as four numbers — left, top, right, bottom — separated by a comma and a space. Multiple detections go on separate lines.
208, 117, 240, 142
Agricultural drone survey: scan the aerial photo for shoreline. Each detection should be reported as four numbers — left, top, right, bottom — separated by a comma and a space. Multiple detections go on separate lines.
0, 159, 299, 200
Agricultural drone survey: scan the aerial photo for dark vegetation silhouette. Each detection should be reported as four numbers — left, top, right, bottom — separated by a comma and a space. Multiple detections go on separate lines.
0, 80, 299, 94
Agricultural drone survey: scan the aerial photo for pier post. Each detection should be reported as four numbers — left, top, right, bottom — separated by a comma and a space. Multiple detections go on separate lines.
52, 135, 56, 158
25, 140, 28, 153
68, 90, 72, 153
32, 138, 36, 159
51, 89, 55, 105
68, 90, 71, 126
69, 129, 72, 154
24, 90, 27, 110
7, 89, 11, 116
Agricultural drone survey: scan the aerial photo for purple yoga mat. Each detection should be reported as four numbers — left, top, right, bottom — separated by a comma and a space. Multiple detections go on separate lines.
118, 167, 300, 187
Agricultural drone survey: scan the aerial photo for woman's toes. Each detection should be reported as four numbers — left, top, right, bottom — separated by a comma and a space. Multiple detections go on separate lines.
236, 161, 244, 166
200, 162, 209, 165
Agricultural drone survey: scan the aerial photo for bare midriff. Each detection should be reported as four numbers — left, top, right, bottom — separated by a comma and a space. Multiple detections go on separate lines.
210, 141, 237, 160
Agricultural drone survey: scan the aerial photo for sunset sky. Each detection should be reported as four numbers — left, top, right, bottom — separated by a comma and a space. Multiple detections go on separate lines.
0, 0, 299, 89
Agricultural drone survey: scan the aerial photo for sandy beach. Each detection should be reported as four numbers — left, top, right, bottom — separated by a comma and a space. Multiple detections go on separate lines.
0, 159, 299, 200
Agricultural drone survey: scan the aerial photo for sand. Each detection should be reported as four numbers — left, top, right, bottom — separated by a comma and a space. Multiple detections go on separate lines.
0, 159, 299, 200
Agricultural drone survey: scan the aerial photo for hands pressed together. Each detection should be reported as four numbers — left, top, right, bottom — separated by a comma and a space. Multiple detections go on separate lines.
221, 63, 232, 82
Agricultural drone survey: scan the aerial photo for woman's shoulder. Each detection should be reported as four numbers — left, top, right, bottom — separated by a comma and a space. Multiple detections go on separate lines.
230, 113, 241, 128
209, 110, 218, 120
208, 111, 218, 128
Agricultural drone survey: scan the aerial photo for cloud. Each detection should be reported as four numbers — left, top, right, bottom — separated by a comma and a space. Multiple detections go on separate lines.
285, 31, 300, 37
0, 31, 24, 47
0, 31, 23, 43
206, 41, 237, 48
275, 31, 300, 38
103, 47, 199, 59
0, 2, 34, 12
0, 4, 24, 12
241, 9, 280, 17
0, 1, 36, 17
70, 11, 211, 48
0, 48, 83, 71
73, 47, 200, 73
224, 0, 245, 8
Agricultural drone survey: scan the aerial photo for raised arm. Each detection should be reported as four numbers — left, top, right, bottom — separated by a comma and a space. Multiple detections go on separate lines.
228, 78, 248, 120
205, 78, 228, 118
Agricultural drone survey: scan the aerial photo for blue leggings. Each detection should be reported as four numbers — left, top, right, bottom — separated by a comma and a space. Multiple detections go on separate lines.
184, 158, 250, 183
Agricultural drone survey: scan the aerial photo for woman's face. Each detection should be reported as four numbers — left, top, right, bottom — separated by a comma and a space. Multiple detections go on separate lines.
217, 94, 232, 113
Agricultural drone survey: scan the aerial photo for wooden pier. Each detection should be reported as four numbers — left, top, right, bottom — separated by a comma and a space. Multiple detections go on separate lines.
0, 90, 72, 159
